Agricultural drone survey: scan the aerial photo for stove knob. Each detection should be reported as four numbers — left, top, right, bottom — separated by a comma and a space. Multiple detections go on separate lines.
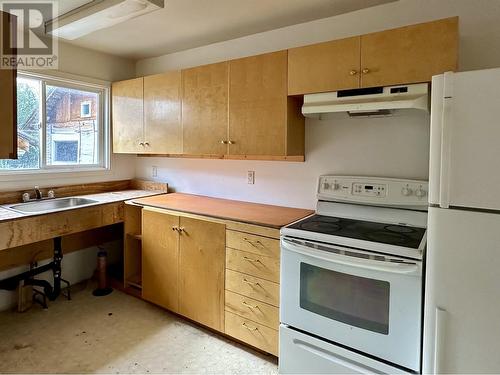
415, 187, 427, 198
401, 186, 413, 196
333, 183, 340, 190
322, 182, 330, 190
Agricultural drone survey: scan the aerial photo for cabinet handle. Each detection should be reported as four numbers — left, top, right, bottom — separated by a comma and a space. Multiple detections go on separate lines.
242, 278, 260, 287
242, 322, 259, 332
243, 238, 263, 248
362, 68, 370, 74
242, 301, 260, 310
220, 140, 228, 144
144, 142, 150, 147
243, 256, 262, 264
139, 142, 145, 146
179, 227, 186, 234
228, 140, 235, 145
349, 70, 358, 76
172, 226, 179, 231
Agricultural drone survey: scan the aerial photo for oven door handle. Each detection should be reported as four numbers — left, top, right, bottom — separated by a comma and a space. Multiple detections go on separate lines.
282, 239, 421, 275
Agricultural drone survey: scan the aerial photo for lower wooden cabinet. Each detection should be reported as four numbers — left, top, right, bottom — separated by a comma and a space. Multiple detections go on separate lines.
178, 217, 225, 331
142, 209, 180, 312
141, 208, 226, 331
141, 208, 281, 356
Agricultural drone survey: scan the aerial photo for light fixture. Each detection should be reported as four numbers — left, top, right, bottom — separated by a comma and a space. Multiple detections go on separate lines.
45, 0, 164, 40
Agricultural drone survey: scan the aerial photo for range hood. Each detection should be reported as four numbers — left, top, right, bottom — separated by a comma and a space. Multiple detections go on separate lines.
302, 83, 429, 119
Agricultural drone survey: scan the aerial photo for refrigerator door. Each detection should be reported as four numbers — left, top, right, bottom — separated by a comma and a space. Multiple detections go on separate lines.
423, 207, 500, 373
436, 68, 500, 210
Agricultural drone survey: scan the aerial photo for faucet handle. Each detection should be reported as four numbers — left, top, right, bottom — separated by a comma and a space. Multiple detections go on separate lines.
48, 190, 55, 199
22, 193, 30, 202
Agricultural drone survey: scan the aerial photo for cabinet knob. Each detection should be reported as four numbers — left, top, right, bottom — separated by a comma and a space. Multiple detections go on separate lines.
349, 70, 358, 76
220, 140, 228, 144
362, 68, 370, 74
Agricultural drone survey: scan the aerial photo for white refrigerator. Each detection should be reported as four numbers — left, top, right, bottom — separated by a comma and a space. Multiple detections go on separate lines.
423, 68, 500, 374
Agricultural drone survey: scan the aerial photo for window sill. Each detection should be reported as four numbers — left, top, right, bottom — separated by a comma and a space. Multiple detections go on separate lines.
0, 167, 113, 183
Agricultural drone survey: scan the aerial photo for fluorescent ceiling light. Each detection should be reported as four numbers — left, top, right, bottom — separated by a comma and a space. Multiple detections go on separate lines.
46, 0, 164, 40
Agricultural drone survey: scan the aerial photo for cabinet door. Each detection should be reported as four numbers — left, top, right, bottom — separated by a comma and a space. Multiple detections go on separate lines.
182, 62, 228, 155
112, 77, 144, 153
288, 36, 361, 95
178, 217, 225, 331
229, 51, 287, 156
142, 209, 180, 313
0, 11, 17, 159
360, 17, 458, 88
144, 71, 182, 154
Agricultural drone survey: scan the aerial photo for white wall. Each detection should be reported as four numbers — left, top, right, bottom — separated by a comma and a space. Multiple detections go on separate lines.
135, 0, 500, 208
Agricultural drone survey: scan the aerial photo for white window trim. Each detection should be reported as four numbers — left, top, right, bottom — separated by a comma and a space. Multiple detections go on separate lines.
0, 70, 112, 178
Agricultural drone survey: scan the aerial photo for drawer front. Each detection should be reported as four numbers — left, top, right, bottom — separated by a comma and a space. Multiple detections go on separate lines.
225, 290, 279, 329
226, 230, 280, 258
225, 311, 278, 356
225, 269, 279, 307
226, 248, 280, 283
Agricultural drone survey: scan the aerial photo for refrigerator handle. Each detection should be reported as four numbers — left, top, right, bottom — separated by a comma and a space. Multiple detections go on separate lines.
439, 72, 454, 209
429, 74, 445, 205
434, 307, 448, 374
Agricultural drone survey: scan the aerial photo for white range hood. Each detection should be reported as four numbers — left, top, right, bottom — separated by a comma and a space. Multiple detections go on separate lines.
302, 83, 429, 119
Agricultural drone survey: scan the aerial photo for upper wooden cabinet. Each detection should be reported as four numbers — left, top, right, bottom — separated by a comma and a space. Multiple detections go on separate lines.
144, 71, 182, 154
112, 71, 182, 154
0, 11, 17, 159
288, 17, 458, 95
182, 62, 228, 155
360, 17, 458, 88
288, 37, 361, 96
112, 77, 144, 153
228, 51, 305, 157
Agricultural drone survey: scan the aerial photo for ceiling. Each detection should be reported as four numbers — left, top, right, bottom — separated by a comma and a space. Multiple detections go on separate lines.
50, 0, 396, 60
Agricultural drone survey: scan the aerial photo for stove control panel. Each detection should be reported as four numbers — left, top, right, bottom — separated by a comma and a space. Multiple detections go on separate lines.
318, 175, 428, 208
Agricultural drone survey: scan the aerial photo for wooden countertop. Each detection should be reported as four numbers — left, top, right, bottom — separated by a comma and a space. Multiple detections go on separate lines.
132, 193, 314, 228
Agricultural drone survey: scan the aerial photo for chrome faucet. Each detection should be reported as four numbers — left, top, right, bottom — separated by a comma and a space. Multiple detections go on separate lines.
34, 186, 42, 200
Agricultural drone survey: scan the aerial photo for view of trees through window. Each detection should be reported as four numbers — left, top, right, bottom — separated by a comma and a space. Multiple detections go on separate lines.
0, 76, 103, 171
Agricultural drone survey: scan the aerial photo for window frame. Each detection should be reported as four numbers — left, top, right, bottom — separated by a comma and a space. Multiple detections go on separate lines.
0, 71, 111, 176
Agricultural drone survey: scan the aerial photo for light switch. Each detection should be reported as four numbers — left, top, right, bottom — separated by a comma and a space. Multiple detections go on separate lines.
247, 171, 255, 184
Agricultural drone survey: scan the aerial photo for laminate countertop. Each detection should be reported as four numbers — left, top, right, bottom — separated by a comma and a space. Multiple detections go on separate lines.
132, 193, 314, 229
0, 190, 164, 223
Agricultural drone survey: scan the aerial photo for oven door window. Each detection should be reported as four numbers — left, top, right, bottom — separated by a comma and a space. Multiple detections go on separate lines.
300, 263, 390, 334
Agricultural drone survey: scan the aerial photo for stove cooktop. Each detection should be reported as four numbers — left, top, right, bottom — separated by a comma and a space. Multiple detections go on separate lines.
287, 214, 426, 249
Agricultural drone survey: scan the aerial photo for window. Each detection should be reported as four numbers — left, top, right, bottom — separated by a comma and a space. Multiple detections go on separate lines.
0, 73, 108, 172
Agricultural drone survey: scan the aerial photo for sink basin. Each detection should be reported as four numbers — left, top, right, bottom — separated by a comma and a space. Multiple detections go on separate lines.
7, 197, 99, 214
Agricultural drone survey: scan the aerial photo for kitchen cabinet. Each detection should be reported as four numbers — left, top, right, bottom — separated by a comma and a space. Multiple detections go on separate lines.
182, 62, 228, 155
142, 209, 180, 312
288, 36, 361, 95
360, 17, 458, 88
0, 11, 17, 159
178, 217, 225, 331
228, 51, 304, 157
144, 71, 182, 154
112, 77, 144, 153
288, 17, 458, 94
141, 208, 226, 331
112, 71, 182, 154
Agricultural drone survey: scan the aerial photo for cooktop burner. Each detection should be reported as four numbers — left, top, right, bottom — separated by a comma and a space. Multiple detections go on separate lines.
288, 214, 426, 249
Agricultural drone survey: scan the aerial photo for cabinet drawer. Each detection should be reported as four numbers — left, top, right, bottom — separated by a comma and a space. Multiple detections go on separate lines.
225, 311, 278, 356
226, 248, 280, 283
225, 290, 279, 330
226, 230, 279, 258
225, 269, 279, 307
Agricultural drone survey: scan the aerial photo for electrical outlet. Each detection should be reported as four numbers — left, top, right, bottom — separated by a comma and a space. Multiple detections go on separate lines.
247, 171, 255, 184
152, 166, 158, 178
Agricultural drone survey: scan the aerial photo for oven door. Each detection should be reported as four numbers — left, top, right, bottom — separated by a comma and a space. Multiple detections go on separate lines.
280, 237, 422, 372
